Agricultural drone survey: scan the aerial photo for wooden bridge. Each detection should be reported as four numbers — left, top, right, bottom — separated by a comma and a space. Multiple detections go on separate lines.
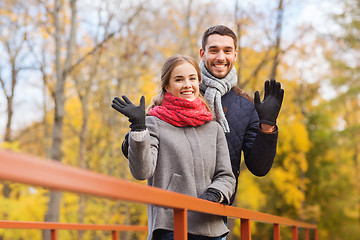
0, 149, 318, 239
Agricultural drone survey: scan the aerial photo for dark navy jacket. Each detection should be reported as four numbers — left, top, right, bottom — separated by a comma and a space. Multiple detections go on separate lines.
222, 87, 278, 205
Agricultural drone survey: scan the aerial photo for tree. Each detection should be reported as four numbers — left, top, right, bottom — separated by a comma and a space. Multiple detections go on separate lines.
316, 0, 360, 237
37, 0, 77, 238
0, 4, 37, 239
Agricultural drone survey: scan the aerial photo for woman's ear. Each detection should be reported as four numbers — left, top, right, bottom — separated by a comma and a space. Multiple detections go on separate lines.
164, 85, 169, 92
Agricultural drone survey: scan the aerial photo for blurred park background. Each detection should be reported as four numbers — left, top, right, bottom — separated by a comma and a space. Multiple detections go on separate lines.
0, 0, 359, 239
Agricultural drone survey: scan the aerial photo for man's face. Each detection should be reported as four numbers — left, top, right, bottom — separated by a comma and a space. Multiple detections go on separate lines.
200, 34, 237, 79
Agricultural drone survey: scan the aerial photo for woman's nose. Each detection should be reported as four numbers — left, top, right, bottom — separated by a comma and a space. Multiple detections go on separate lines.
183, 79, 192, 88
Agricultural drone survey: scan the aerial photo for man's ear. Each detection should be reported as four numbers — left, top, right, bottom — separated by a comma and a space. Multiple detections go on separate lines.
200, 49, 205, 60
234, 49, 238, 61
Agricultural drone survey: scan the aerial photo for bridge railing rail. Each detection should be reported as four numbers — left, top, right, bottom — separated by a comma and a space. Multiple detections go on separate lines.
0, 149, 318, 240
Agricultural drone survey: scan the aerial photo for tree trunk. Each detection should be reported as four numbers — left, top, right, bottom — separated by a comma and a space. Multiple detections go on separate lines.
77, 93, 88, 240
41, 64, 51, 158
2, 95, 13, 200
269, 0, 284, 79
234, 0, 243, 86
43, 0, 77, 239
78, 195, 87, 240
4, 97, 13, 142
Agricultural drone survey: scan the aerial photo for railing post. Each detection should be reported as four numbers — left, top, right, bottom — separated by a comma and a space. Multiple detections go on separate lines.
305, 228, 309, 240
173, 208, 187, 240
291, 226, 298, 240
241, 218, 251, 240
273, 223, 280, 240
51, 229, 57, 240
314, 228, 318, 240
112, 230, 119, 240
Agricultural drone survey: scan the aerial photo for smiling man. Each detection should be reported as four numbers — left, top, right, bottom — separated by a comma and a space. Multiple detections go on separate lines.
199, 25, 285, 206
200, 33, 237, 79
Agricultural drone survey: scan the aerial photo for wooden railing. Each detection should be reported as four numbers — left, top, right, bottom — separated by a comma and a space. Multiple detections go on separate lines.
0, 149, 318, 240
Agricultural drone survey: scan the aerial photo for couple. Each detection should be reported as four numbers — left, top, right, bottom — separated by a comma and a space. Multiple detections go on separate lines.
112, 25, 284, 240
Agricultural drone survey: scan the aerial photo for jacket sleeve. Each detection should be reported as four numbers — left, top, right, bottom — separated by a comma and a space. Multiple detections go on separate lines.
121, 132, 129, 159
243, 108, 278, 176
128, 117, 159, 180
207, 123, 236, 204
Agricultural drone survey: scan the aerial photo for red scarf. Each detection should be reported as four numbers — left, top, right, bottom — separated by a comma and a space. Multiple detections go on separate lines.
148, 92, 213, 127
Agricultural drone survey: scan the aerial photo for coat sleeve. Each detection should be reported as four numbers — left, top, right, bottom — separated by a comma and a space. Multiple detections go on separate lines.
207, 123, 236, 204
128, 117, 159, 180
243, 108, 278, 176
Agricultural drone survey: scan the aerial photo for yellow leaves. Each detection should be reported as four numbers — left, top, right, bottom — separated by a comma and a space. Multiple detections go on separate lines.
277, 110, 310, 176
0, 184, 48, 239
1, 141, 20, 151
271, 168, 305, 211
60, 192, 79, 222
236, 171, 266, 211
279, 120, 308, 153
139, 73, 158, 103
40, 27, 50, 40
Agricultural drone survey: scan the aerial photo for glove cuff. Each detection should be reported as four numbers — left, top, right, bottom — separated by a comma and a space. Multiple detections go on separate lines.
129, 118, 146, 131
259, 119, 276, 126
201, 188, 222, 203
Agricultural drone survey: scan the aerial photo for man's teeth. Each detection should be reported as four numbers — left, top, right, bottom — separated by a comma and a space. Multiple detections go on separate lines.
215, 64, 225, 68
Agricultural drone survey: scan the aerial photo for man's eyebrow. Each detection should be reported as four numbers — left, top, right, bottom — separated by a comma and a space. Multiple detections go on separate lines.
208, 45, 233, 50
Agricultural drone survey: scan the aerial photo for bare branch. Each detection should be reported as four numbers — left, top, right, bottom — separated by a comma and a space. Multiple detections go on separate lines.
63, 3, 146, 77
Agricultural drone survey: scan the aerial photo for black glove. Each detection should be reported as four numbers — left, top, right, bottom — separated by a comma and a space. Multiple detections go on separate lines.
254, 79, 284, 126
111, 95, 146, 131
200, 188, 222, 203
121, 132, 129, 159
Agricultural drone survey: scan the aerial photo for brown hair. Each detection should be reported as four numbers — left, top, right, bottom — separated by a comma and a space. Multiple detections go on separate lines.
201, 25, 237, 50
149, 54, 211, 112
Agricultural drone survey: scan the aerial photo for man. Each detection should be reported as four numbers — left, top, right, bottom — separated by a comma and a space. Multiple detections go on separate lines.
199, 25, 284, 205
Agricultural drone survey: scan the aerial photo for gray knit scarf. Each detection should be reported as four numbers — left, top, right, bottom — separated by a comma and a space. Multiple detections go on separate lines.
199, 60, 237, 133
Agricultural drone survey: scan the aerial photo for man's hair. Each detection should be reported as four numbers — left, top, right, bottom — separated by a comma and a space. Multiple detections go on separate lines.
201, 25, 237, 50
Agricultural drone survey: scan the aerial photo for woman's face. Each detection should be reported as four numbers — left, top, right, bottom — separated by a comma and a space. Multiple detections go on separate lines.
165, 62, 200, 101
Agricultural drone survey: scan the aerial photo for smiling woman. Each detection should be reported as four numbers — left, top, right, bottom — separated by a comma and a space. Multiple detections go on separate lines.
164, 61, 200, 102
111, 54, 236, 240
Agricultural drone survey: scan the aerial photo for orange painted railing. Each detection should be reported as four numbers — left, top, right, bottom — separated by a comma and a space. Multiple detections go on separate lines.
0, 149, 318, 240
0, 220, 147, 240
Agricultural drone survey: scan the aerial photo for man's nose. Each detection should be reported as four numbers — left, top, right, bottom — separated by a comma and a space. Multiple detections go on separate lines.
216, 50, 226, 61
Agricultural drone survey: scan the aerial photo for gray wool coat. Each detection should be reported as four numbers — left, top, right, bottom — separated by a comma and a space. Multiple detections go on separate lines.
127, 116, 236, 239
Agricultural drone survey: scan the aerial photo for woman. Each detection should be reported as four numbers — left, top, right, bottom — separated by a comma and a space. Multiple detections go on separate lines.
111, 54, 235, 240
